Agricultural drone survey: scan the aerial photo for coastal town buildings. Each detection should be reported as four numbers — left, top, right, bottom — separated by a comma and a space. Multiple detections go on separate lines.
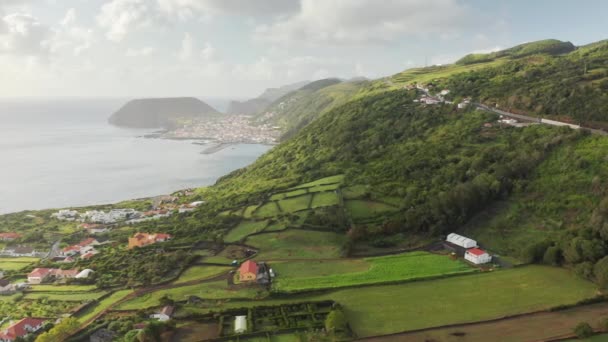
27, 268, 79, 284
128, 233, 172, 249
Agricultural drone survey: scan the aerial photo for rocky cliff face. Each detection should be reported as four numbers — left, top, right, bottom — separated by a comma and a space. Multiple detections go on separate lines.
108, 97, 219, 128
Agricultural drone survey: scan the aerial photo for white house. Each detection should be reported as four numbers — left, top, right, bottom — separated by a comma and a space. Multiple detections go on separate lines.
75, 269, 94, 279
150, 306, 174, 322
234, 316, 247, 334
457, 102, 468, 109
465, 248, 492, 264
446, 233, 477, 248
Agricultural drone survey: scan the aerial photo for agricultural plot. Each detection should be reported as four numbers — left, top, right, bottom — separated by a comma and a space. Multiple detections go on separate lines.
254, 202, 282, 218
117, 280, 264, 310
345, 200, 398, 220
28, 284, 98, 292
277, 195, 311, 213
291, 175, 345, 189
243, 205, 259, 218
272, 252, 475, 292
270, 189, 309, 201
225, 220, 269, 243
203, 245, 255, 264
310, 192, 340, 209
184, 266, 597, 338
76, 289, 133, 323
173, 266, 231, 284
309, 183, 341, 193
342, 185, 368, 199
24, 291, 108, 301
248, 229, 347, 260
0, 257, 39, 271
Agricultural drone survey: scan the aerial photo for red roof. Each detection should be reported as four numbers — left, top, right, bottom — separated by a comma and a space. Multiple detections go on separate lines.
155, 233, 172, 240
78, 238, 97, 247
28, 268, 53, 278
0, 317, 46, 340
62, 245, 81, 253
0, 233, 22, 239
239, 260, 258, 275
467, 248, 487, 256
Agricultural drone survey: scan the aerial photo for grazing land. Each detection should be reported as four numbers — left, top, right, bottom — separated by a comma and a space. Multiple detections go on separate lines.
76, 290, 133, 323
254, 202, 282, 218
272, 252, 475, 292
291, 175, 345, 189
277, 195, 312, 213
28, 284, 98, 292
225, 220, 269, 243
173, 266, 231, 284
310, 192, 340, 209
24, 291, 108, 301
345, 200, 399, 220
248, 229, 347, 260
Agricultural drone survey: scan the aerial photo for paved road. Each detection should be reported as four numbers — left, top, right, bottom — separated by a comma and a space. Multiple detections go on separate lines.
43, 240, 61, 260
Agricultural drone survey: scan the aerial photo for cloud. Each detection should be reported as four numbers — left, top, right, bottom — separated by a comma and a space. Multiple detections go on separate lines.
157, 0, 299, 18
254, 0, 479, 46
0, 12, 50, 56
126, 46, 155, 57
50, 8, 94, 56
97, 0, 155, 42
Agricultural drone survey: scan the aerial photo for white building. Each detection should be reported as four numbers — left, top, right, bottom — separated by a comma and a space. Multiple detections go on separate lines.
457, 103, 468, 109
234, 316, 247, 334
465, 248, 492, 264
150, 306, 174, 322
446, 233, 477, 248
75, 269, 94, 279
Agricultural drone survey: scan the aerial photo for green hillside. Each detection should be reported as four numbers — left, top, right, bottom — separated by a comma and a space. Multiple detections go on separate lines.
456, 39, 575, 65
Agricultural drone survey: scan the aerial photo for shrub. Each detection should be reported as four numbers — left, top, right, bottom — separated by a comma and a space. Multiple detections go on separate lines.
574, 322, 594, 338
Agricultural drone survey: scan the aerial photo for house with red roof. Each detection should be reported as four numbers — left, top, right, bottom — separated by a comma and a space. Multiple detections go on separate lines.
61, 238, 100, 256
0, 318, 46, 341
464, 248, 492, 265
0, 233, 22, 241
27, 268, 79, 284
238, 260, 258, 282
128, 233, 172, 249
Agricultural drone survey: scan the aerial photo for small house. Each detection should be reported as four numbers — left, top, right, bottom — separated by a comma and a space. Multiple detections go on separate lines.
75, 269, 94, 279
238, 260, 258, 282
150, 306, 174, 322
0, 318, 46, 342
446, 233, 477, 248
0, 233, 22, 241
27, 268, 53, 284
465, 248, 492, 264
234, 316, 247, 334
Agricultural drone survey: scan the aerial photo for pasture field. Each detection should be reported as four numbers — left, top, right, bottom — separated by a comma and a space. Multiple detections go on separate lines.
309, 183, 341, 193
248, 229, 346, 260
0, 257, 39, 271
243, 205, 259, 218
310, 192, 340, 209
181, 266, 597, 337
76, 289, 133, 323
254, 202, 282, 218
292, 175, 345, 189
28, 284, 98, 292
225, 220, 268, 243
24, 291, 108, 301
272, 252, 474, 292
345, 200, 398, 220
342, 185, 368, 199
203, 245, 252, 264
264, 220, 289, 232
117, 280, 263, 310
277, 195, 311, 213
173, 266, 231, 284
270, 189, 309, 201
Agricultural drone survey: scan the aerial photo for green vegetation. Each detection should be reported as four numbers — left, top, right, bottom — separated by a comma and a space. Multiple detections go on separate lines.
254, 202, 282, 218
24, 291, 107, 301
292, 175, 345, 189
248, 229, 347, 259
272, 252, 474, 292
456, 39, 575, 65
28, 284, 98, 292
173, 266, 231, 284
277, 195, 311, 213
225, 220, 268, 243
0, 258, 39, 271
345, 200, 398, 221
76, 289, 133, 323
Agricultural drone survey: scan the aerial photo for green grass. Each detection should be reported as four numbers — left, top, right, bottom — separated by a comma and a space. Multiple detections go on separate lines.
248, 229, 346, 260
27, 284, 98, 292
390, 59, 507, 86
0, 257, 39, 271
272, 252, 474, 292
264, 219, 290, 232
77, 289, 133, 323
173, 266, 231, 284
117, 281, 264, 310
243, 205, 259, 218
310, 192, 340, 209
309, 184, 341, 193
186, 266, 597, 337
342, 185, 368, 199
254, 202, 282, 218
24, 291, 108, 301
292, 175, 345, 189
345, 200, 399, 220
278, 195, 312, 213
225, 220, 268, 243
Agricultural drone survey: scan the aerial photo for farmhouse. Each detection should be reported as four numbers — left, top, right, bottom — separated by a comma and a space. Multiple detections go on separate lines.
446, 233, 477, 248
27, 268, 79, 284
150, 305, 174, 322
0, 246, 36, 257
465, 248, 492, 264
239, 260, 258, 282
0, 318, 46, 342
128, 233, 173, 249
0, 233, 21, 241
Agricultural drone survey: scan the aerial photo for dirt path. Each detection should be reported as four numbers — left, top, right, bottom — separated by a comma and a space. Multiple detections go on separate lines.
358, 302, 608, 342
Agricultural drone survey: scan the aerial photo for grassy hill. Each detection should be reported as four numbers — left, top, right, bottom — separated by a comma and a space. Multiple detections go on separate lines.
456, 39, 575, 65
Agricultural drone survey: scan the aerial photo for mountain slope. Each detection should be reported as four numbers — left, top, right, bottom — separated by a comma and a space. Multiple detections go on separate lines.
108, 97, 220, 128
226, 81, 310, 115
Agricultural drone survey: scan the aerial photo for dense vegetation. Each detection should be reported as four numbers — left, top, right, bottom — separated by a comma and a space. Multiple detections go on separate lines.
456, 39, 575, 65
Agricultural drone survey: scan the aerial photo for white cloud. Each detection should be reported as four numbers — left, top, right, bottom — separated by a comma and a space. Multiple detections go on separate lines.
50, 8, 94, 56
126, 46, 155, 57
157, 0, 299, 18
97, 0, 154, 42
60, 8, 76, 27
254, 0, 478, 46
177, 32, 193, 60
0, 13, 50, 56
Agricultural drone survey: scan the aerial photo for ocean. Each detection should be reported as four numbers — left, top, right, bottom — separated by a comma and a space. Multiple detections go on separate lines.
0, 97, 270, 214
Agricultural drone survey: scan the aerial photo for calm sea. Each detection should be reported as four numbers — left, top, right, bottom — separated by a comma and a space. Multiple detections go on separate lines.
0, 97, 270, 214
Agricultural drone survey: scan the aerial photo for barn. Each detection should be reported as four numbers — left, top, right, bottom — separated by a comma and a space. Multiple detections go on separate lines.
446, 233, 477, 248
465, 248, 492, 264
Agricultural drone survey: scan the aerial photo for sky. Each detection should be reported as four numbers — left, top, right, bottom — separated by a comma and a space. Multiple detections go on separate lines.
0, 0, 607, 99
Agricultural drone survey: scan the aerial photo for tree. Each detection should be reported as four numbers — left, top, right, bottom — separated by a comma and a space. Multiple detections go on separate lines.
573, 322, 593, 338
325, 308, 348, 336
35, 317, 79, 342
594, 256, 608, 287
543, 246, 561, 265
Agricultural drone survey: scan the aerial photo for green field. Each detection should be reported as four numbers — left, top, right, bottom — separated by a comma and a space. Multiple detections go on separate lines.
173, 266, 231, 284
254, 202, 282, 218
345, 200, 398, 220
183, 266, 597, 337
292, 175, 345, 189
77, 289, 133, 323
342, 185, 368, 199
117, 280, 264, 310
24, 291, 108, 301
248, 229, 347, 260
243, 205, 259, 218
0, 257, 39, 271
310, 192, 340, 209
309, 184, 341, 193
277, 195, 311, 213
28, 284, 98, 292
225, 220, 268, 243
272, 252, 475, 292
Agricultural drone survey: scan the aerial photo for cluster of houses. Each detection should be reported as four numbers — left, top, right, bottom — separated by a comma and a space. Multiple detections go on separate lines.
0, 233, 21, 241
238, 260, 274, 285
128, 232, 172, 249
406, 83, 472, 109
0, 246, 41, 257
61, 237, 102, 261
0, 317, 47, 342
27, 267, 92, 284
446, 233, 492, 264
52, 208, 140, 224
